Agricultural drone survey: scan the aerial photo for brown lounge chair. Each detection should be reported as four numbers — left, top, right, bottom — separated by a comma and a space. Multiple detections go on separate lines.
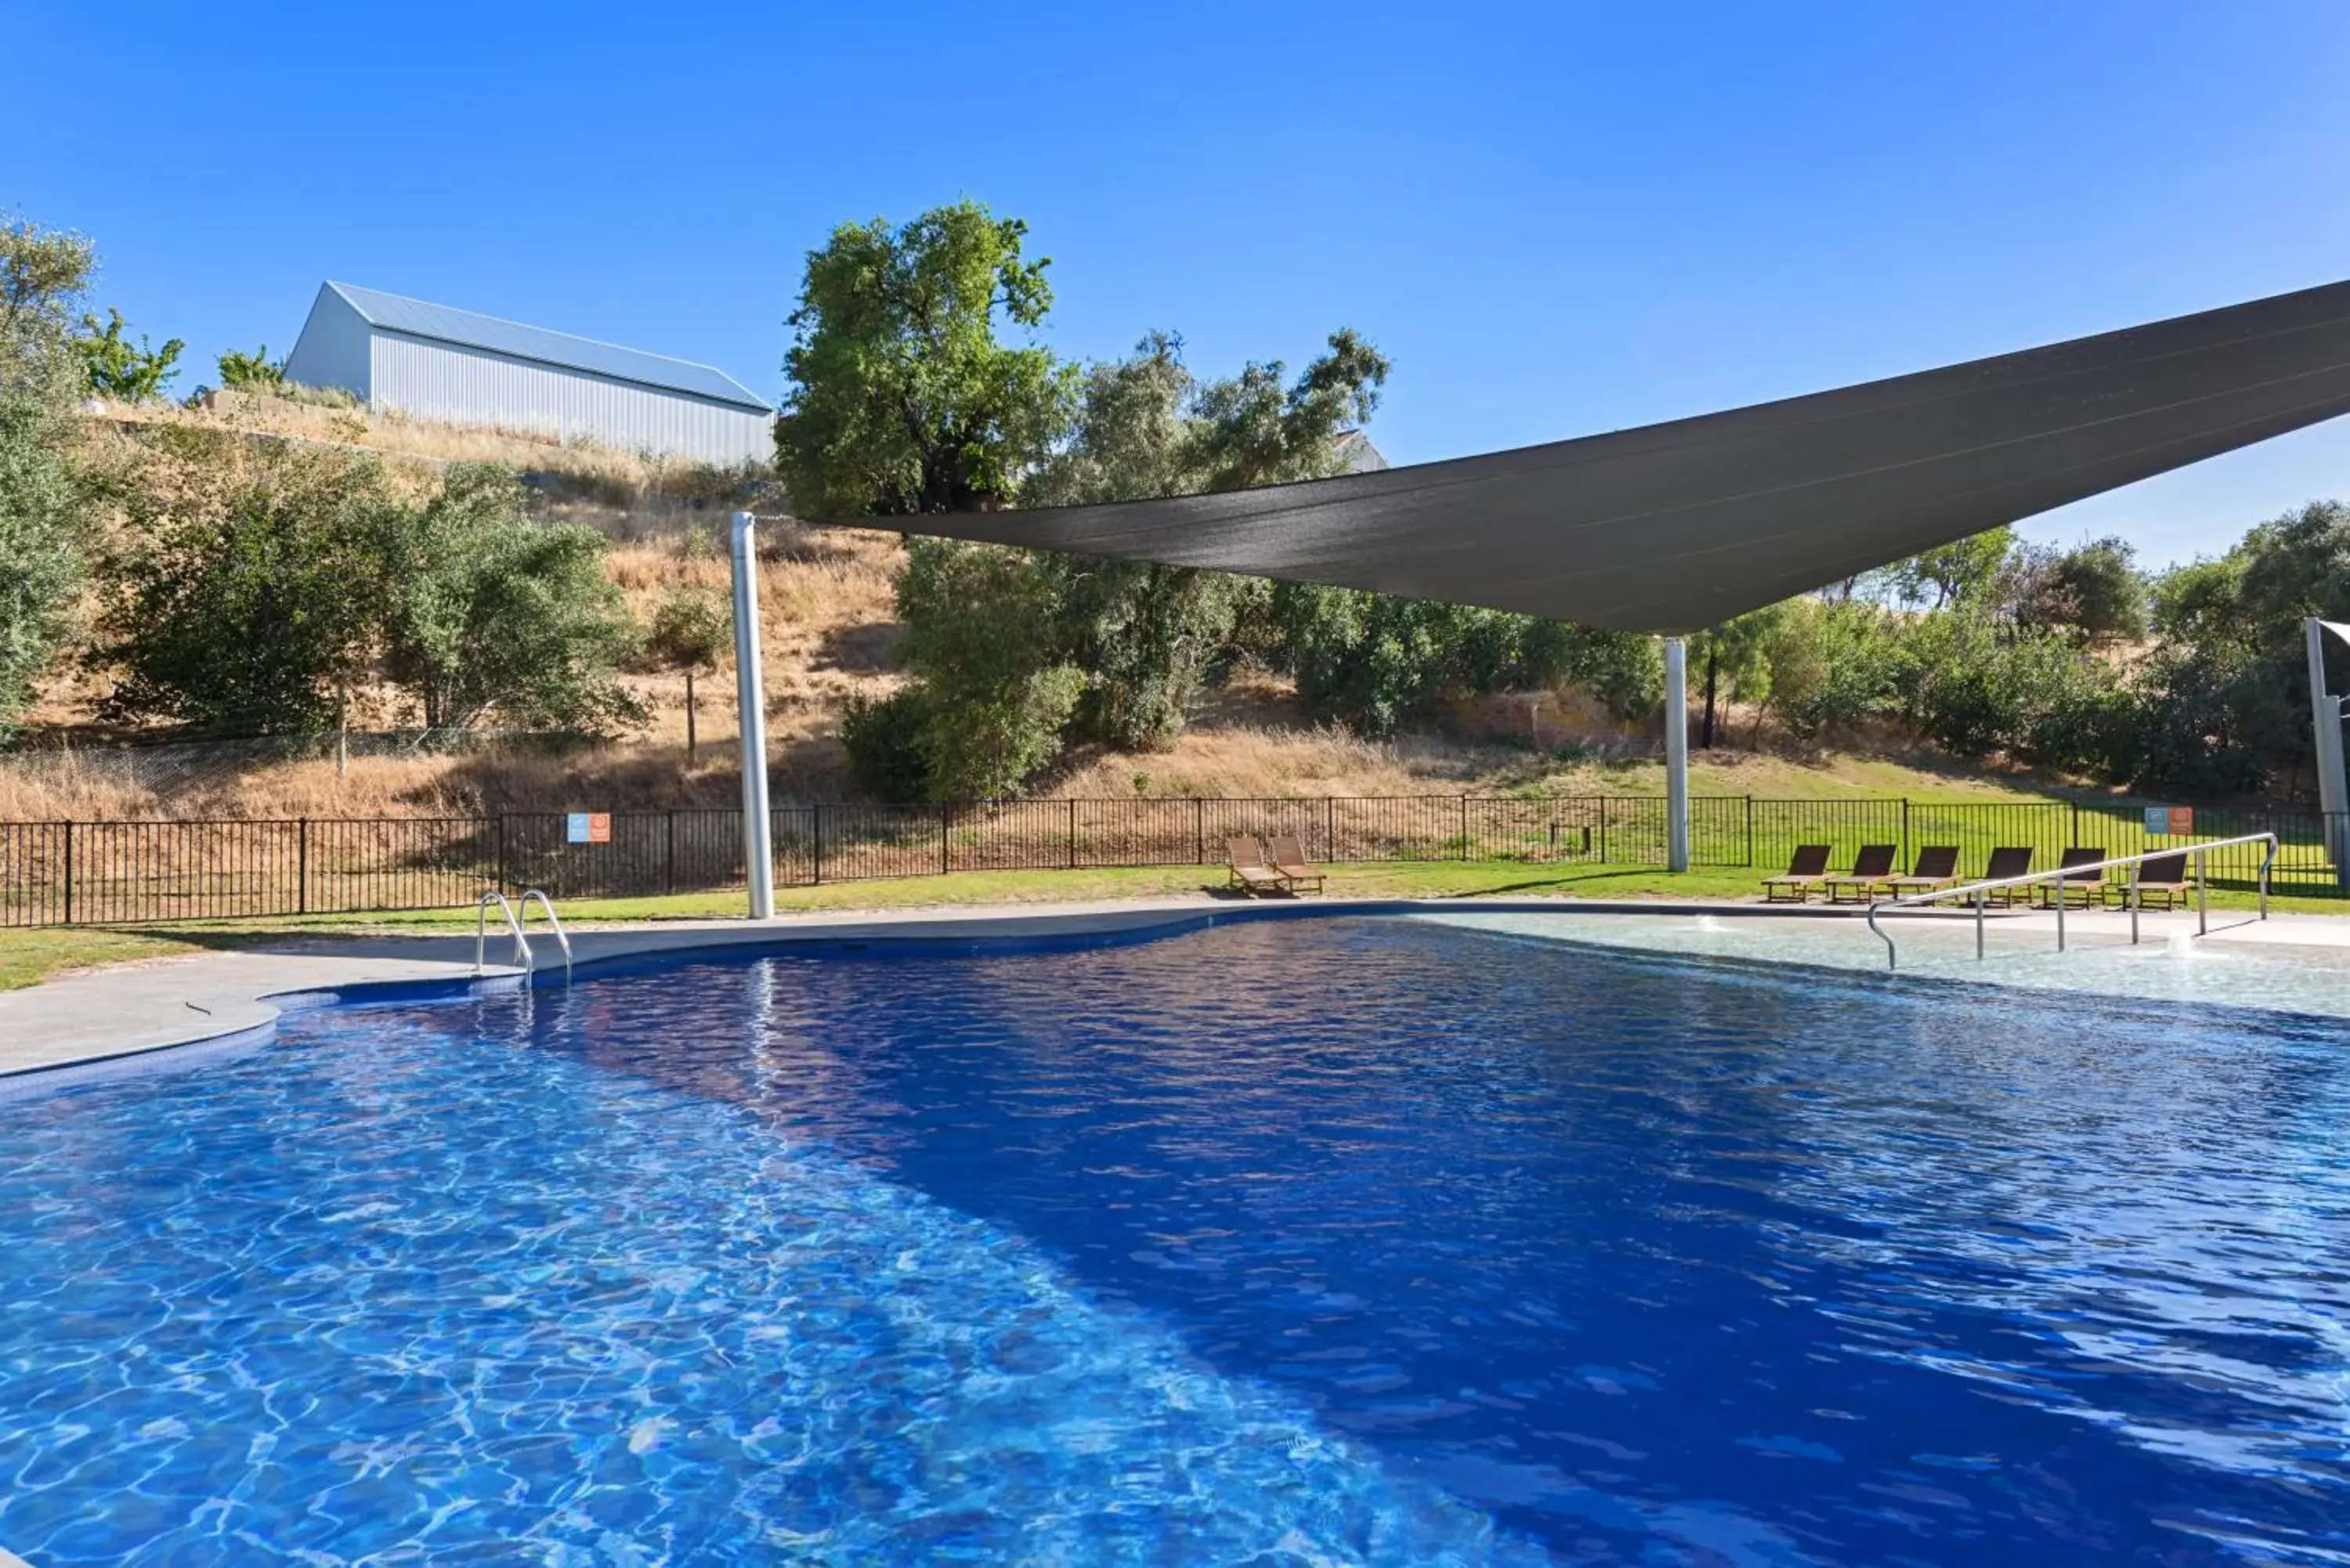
1267, 834, 1327, 894
2035, 847, 2107, 909
1884, 845, 1962, 898
1227, 837, 1289, 897
1824, 844, 1900, 904
1762, 844, 1833, 902
1976, 845, 2035, 906
2106, 851, 2195, 910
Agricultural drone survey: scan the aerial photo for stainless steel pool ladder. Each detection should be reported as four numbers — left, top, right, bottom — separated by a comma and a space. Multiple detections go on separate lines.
474, 887, 573, 981
1864, 833, 2276, 972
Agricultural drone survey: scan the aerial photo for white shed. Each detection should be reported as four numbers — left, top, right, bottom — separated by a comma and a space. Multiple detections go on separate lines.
282, 281, 773, 466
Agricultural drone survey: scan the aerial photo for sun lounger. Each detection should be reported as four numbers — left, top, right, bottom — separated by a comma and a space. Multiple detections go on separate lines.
2106, 851, 2194, 910
1762, 844, 1833, 902
1267, 834, 1327, 894
1227, 837, 1289, 896
1824, 844, 1900, 903
1884, 845, 1962, 898
2034, 847, 2107, 909
1972, 845, 2034, 906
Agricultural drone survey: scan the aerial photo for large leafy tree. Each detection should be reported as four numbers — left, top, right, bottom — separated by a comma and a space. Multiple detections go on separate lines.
778, 201, 1072, 517
867, 537, 1084, 799
98, 432, 387, 733
1025, 331, 1392, 751
0, 215, 95, 737
375, 465, 642, 732
2130, 502, 2350, 796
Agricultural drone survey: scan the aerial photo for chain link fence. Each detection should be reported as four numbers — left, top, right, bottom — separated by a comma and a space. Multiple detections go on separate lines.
1, 797, 2337, 927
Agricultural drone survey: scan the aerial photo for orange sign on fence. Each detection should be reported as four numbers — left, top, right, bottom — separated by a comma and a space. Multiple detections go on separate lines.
2143, 805, 2194, 836
566, 812, 613, 845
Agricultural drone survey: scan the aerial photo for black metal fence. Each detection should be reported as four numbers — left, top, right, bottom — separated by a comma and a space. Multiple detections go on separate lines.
1, 797, 2340, 927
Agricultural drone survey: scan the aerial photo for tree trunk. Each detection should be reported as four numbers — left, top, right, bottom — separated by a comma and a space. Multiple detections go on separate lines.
685, 668, 697, 763
1701, 645, 1719, 750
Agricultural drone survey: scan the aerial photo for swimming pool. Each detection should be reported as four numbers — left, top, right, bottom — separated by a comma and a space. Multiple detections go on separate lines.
2, 915, 2345, 1563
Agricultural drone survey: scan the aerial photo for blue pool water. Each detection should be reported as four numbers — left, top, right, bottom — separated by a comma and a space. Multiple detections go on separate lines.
2, 916, 2347, 1564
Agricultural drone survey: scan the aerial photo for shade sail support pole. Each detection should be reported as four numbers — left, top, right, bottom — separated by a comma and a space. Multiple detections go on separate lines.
1665, 636, 1690, 873
2308, 618, 2350, 890
732, 510, 775, 919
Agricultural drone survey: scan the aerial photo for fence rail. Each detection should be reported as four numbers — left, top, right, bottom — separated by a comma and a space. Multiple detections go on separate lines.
2, 797, 2341, 928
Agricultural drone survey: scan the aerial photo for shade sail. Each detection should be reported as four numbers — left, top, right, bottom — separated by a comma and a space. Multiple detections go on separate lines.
869, 278, 2350, 633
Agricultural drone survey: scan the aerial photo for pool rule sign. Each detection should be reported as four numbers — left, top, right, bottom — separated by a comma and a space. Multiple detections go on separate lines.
2144, 805, 2193, 836
566, 811, 612, 845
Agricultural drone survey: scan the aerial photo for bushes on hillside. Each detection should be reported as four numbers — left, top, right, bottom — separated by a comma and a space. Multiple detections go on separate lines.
98, 440, 641, 736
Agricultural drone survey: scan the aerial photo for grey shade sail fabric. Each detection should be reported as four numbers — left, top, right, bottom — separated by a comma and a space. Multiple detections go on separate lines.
870, 278, 2350, 633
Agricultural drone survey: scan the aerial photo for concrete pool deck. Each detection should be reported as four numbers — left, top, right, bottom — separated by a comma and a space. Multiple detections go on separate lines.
4, 895, 2348, 1082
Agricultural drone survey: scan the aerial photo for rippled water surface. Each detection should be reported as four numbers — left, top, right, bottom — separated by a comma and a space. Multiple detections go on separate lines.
3, 917, 2348, 1564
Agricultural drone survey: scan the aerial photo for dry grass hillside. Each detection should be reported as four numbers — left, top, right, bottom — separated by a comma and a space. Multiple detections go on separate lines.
2, 396, 2092, 821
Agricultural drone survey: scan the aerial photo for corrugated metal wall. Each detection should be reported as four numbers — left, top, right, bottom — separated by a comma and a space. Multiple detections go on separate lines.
368, 331, 772, 465
281, 286, 374, 399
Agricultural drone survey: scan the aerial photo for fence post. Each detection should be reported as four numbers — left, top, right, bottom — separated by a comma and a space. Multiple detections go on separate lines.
1195, 798, 1205, 865
1459, 795, 1470, 861
942, 801, 953, 877
812, 804, 824, 885
1068, 799, 1078, 869
665, 810, 677, 897
1326, 797, 1336, 862
1744, 797, 1755, 867
1900, 798, 1911, 865
1599, 797, 1609, 864
61, 820, 74, 927
494, 814, 508, 894
297, 818, 309, 916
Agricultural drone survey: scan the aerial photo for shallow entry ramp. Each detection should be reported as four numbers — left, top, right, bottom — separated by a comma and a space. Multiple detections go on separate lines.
867, 278, 2350, 634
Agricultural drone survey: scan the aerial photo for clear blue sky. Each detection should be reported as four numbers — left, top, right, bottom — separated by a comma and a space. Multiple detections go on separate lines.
9, 1, 2349, 567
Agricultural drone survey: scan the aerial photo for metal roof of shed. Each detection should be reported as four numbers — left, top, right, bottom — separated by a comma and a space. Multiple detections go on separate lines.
323, 281, 772, 412
884, 277, 2350, 634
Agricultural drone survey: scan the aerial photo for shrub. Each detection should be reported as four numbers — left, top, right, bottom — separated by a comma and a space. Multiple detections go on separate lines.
841, 688, 933, 800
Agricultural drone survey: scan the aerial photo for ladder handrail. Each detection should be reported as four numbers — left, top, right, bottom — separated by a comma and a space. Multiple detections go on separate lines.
1866, 832, 2277, 971
475, 889, 533, 974
516, 887, 573, 982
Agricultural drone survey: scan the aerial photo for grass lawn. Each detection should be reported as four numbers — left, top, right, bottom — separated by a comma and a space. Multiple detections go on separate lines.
2, 858, 2337, 993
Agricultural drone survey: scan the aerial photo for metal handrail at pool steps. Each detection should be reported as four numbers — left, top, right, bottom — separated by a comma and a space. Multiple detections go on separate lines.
474, 887, 573, 981
1866, 832, 2277, 970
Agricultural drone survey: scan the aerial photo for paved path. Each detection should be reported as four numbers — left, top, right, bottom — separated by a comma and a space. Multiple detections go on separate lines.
4, 896, 2346, 1082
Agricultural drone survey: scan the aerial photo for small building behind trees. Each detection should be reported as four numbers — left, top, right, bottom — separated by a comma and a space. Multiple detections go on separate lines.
282, 281, 772, 465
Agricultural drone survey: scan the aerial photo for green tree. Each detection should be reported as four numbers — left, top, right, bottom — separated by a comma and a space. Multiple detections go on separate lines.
375, 465, 643, 732
644, 585, 729, 759
2049, 537, 2147, 643
1758, 598, 1908, 739
216, 345, 286, 391
0, 391, 81, 736
1688, 604, 1784, 746
1025, 330, 1392, 750
778, 200, 1072, 517
887, 538, 1083, 797
2, 215, 96, 387
98, 433, 386, 733
1893, 526, 2014, 609
0, 215, 95, 736
76, 308, 183, 399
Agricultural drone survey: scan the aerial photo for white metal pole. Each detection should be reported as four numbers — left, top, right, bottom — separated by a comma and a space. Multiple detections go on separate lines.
730, 511, 775, 919
1664, 635, 1690, 873
2306, 618, 2350, 889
